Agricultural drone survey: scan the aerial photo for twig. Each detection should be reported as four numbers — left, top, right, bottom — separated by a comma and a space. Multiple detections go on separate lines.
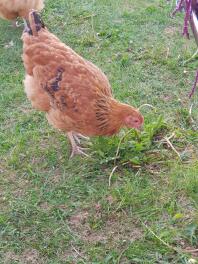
117, 246, 129, 264
141, 221, 182, 253
109, 166, 118, 187
189, 103, 195, 123
158, 132, 175, 147
141, 221, 198, 255
91, 13, 97, 40
166, 46, 170, 59
183, 49, 198, 65
115, 131, 130, 160
114, 129, 134, 164
159, 132, 181, 159
166, 132, 176, 141
135, 168, 141, 177
138, 104, 156, 111
108, 129, 132, 186
71, 244, 87, 264
164, 135, 181, 160
116, 215, 198, 263
184, 248, 198, 253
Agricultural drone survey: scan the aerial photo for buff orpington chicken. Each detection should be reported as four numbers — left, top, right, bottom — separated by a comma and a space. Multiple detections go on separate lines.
22, 11, 144, 157
0, 0, 44, 27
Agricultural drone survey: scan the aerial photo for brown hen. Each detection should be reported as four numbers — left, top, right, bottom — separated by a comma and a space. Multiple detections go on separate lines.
0, 0, 44, 26
22, 11, 144, 157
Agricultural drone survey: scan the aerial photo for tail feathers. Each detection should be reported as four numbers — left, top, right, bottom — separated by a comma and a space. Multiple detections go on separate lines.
24, 10, 45, 36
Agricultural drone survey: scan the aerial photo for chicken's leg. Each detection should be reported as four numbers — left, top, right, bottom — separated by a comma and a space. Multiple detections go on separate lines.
73, 133, 90, 144
67, 132, 89, 158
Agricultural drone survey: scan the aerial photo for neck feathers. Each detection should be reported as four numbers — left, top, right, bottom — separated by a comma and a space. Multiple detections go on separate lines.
24, 11, 45, 36
95, 97, 131, 135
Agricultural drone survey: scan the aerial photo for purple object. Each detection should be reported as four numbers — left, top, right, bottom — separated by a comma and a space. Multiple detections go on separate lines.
172, 0, 192, 38
172, 0, 185, 16
172, 0, 198, 97
189, 70, 198, 97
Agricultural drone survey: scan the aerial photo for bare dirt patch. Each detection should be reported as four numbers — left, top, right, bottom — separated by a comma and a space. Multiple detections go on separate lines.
69, 210, 143, 246
4, 249, 44, 264
164, 26, 178, 37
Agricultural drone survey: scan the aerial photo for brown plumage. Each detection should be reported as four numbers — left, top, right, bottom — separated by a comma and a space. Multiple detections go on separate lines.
22, 11, 144, 157
0, 0, 44, 26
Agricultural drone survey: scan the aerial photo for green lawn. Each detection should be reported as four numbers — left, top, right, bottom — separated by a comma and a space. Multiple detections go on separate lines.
0, 0, 198, 263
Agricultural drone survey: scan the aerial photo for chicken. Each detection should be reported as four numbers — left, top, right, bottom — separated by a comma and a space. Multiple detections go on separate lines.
0, 0, 44, 27
22, 11, 144, 157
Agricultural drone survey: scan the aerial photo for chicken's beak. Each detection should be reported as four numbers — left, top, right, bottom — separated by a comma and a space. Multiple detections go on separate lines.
135, 124, 144, 131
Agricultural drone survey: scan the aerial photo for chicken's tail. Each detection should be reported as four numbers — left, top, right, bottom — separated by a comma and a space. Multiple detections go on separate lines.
23, 10, 45, 36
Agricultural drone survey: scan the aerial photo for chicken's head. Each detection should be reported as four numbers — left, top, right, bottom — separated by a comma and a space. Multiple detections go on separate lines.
123, 107, 144, 130
108, 100, 144, 131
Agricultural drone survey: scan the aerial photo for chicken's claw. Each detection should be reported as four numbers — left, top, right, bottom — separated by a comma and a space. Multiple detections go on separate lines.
67, 132, 89, 158
70, 146, 89, 158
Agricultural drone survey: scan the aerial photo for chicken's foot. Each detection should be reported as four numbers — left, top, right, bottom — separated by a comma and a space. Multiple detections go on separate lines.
73, 133, 90, 144
11, 19, 21, 28
67, 132, 89, 158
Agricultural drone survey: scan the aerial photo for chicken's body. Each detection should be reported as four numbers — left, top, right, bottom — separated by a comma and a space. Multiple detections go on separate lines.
0, 0, 44, 23
22, 11, 143, 157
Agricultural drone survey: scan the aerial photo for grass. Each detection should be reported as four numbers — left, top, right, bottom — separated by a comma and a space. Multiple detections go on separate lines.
0, 0, 198, 263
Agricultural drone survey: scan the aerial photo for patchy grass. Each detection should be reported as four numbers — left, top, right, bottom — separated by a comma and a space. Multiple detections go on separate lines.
0, 0, 198, 263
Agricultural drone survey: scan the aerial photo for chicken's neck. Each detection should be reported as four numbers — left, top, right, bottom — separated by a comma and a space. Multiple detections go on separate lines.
95, 97, 130, 136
